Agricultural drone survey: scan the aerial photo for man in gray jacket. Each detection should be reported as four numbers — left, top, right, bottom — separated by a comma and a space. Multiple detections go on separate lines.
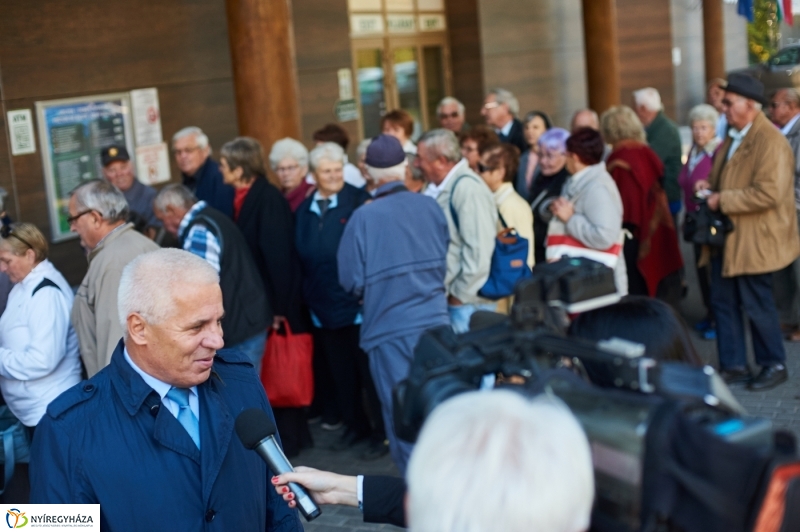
419, 129, 497, 333
770, 88, 800, 339
68, 179, 159, 377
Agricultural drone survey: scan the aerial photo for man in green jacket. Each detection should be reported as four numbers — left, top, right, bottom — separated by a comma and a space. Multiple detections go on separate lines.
634, 87, 683, 218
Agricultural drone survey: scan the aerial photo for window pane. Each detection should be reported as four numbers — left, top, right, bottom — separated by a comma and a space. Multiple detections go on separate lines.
393, 47, 423, 139
423, 46, 445, 130
348, 0, 381, 11
385, 0, 413, 11
417, 0, 444, 10
357, 49, 387, 138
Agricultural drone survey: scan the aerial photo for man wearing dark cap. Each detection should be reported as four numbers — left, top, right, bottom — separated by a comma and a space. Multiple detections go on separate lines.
697, 73, 800, 390
101, 145, 160, 230
337, 134, 450, 475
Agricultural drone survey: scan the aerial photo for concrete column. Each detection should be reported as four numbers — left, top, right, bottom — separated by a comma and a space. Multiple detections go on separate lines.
225, 0, 301, 158
703, 0, 726, 82
581, 0, 621, 114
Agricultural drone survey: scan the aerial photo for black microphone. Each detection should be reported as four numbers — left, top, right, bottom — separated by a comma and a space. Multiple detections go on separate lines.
235, 408, 321, 522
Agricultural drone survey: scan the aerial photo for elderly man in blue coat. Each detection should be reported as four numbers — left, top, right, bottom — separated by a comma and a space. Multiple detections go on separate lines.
30, 249, 302, 532
337, 135, 450, 475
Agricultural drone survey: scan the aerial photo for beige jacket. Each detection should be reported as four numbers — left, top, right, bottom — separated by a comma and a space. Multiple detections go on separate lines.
71, 223, 159, 377
708, 112, 800, 277
494, 183, 534, 269
436, 160, 498, 304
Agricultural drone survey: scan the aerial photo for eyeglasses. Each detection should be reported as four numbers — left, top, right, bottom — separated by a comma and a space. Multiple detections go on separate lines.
66, 209, 95, 225
172, 147, 201, 156
0, 225, 33, 249
275, 164, 300, 174
477, 162, 496, 173
769, 101, 787, 109
483, 102, 500, 110
439, 112, 460, 120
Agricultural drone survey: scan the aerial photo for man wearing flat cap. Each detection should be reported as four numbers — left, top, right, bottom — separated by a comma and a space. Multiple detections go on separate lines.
101, 145, 160, 231
337, 134, 450, 475
697, 73, 800, 390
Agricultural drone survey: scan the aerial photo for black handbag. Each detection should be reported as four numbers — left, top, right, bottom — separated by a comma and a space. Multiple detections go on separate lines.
685, 201, 733, 247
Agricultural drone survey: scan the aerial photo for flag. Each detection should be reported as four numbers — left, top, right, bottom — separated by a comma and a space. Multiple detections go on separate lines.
738, 0, 754, 22
778, 0, 794, 25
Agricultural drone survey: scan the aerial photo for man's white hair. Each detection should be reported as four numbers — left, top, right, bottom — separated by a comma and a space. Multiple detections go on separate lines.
172, 126, 211, 152
436, 96, 465, 117
417, 129, 461, 163
309, 142, 345, 171
407, 391, 594, 532
488, 88, 520, 116
118, 249, 219, 335
366, 160, 408, 184
269, 138, 309, 170
356, 138, 372, 160
633, 87, 663, 112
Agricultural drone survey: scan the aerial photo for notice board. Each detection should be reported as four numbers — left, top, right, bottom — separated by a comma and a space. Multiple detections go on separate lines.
35, 94, 135, 242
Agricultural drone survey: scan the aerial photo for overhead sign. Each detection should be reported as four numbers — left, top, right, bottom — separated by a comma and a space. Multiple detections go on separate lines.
420, 14, 446, 32
35, 93, 135, 242
351, 14, 384, 35
387, 14, 416, 33
338, 69, 354, 100
7, 109, 36, 155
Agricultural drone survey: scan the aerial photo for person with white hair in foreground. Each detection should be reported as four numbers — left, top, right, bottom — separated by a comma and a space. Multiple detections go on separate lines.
30, 249, 302, 532
272, 390, 595, 532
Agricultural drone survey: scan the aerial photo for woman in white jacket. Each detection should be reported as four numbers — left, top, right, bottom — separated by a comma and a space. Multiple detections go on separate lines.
0, 223, 82, 429
546, 128, 628, 295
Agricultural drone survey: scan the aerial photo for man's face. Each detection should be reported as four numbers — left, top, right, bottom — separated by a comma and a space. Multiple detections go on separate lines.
415, 143, 442, 184
438, 103, 464, 132
722, 92, 755, 131
154, 205, 187, 237
103, 160, 135, 192
481, 95, 510, 129
173, 134, 211, 176
136, 282, 224, 388
708, 84, 725, 112
769, 91, 799, 127
68, 195, 103, 250
571, 111, 599, 132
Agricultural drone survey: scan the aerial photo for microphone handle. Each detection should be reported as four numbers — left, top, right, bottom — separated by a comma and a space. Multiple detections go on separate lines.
255, 436, 322, 522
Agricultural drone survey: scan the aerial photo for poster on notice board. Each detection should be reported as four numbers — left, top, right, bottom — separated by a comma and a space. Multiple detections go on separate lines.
35, 93, 135, 242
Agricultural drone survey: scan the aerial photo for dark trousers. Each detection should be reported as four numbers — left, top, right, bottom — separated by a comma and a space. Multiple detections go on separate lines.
693, 243, 713, 320
313, 325, 385, 439
0, 425, 34, 505
710, 256, 786, 370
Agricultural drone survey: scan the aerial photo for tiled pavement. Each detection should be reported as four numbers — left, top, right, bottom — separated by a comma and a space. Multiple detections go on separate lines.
292, 243, 800, 531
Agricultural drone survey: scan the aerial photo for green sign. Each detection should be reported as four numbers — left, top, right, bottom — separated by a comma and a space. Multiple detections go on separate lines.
334, 99, 359, 122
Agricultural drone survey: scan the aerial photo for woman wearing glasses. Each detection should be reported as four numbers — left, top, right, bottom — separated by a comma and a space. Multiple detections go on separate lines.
0, 223, 82, 501
529, 128, 572, 264
269, 138, 315, 213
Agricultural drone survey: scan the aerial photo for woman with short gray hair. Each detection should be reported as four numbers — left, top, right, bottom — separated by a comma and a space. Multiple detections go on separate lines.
678, 103, 722, 339
269, 138, 314, 212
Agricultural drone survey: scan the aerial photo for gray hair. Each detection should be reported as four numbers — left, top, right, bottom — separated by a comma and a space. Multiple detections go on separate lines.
488, 88, 520, 116
269, 138, 309, 170
366, 160, 408, 184
436, 97, 465, 117
688, 103, 719, 128
118, 248, 219, 334
309, 142, 345, 171
633, 87, 663, 112
407, 391, 594, 532
417, 129, 462, 163
776, 87, 800, 107
153, 184, 197, 214
172, 126, 210, 152
356, 138, 372, 160
71, 179, 129, 223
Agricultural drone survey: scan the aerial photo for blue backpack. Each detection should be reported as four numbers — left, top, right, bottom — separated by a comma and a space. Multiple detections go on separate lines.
449, 176, 532, 300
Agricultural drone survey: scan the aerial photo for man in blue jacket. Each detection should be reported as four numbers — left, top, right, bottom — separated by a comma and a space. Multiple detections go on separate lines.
173, 126, 235, 218
337, 135, 450, 475
30, 249, 302, 532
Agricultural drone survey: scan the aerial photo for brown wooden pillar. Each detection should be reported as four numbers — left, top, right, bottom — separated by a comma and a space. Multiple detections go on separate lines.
226, 0, 301, 157
581, 0, 621, 114
703, 0, 726, 82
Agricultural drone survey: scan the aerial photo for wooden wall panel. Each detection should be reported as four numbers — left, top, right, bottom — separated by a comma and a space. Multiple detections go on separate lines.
446, 0, 486, 128
0, 0, 238, 285
616, 0, 676, 120
0, 107, 17, 221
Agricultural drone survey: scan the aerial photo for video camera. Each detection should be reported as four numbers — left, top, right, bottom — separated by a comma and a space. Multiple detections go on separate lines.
392, 257, 800, 532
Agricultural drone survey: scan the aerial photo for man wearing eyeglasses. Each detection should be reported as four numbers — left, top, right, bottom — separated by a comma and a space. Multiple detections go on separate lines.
69, 180, 159, 377
480, 89, 529, 154
436, 97, 469, 134
172, 127, 235, 218
769, 89, 800, 341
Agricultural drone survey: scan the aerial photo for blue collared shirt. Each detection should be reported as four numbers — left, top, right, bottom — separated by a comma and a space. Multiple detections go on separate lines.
727, 121, 753, 160
124, 347, 200, 422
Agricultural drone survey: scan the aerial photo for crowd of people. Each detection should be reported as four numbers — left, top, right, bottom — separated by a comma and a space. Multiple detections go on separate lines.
0, 69, 798, 529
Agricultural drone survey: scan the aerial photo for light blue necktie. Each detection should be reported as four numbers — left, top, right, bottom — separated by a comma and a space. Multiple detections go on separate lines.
166, 387, 201, 449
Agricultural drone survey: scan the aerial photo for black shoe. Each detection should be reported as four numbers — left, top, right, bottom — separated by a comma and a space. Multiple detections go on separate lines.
719, 367, 753, 385
360, 439, 389, 461
747, 365, 788, 391
329, 429, 369, 451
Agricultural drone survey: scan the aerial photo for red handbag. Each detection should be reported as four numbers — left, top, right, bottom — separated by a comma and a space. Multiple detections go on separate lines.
259, 322, 314, 408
